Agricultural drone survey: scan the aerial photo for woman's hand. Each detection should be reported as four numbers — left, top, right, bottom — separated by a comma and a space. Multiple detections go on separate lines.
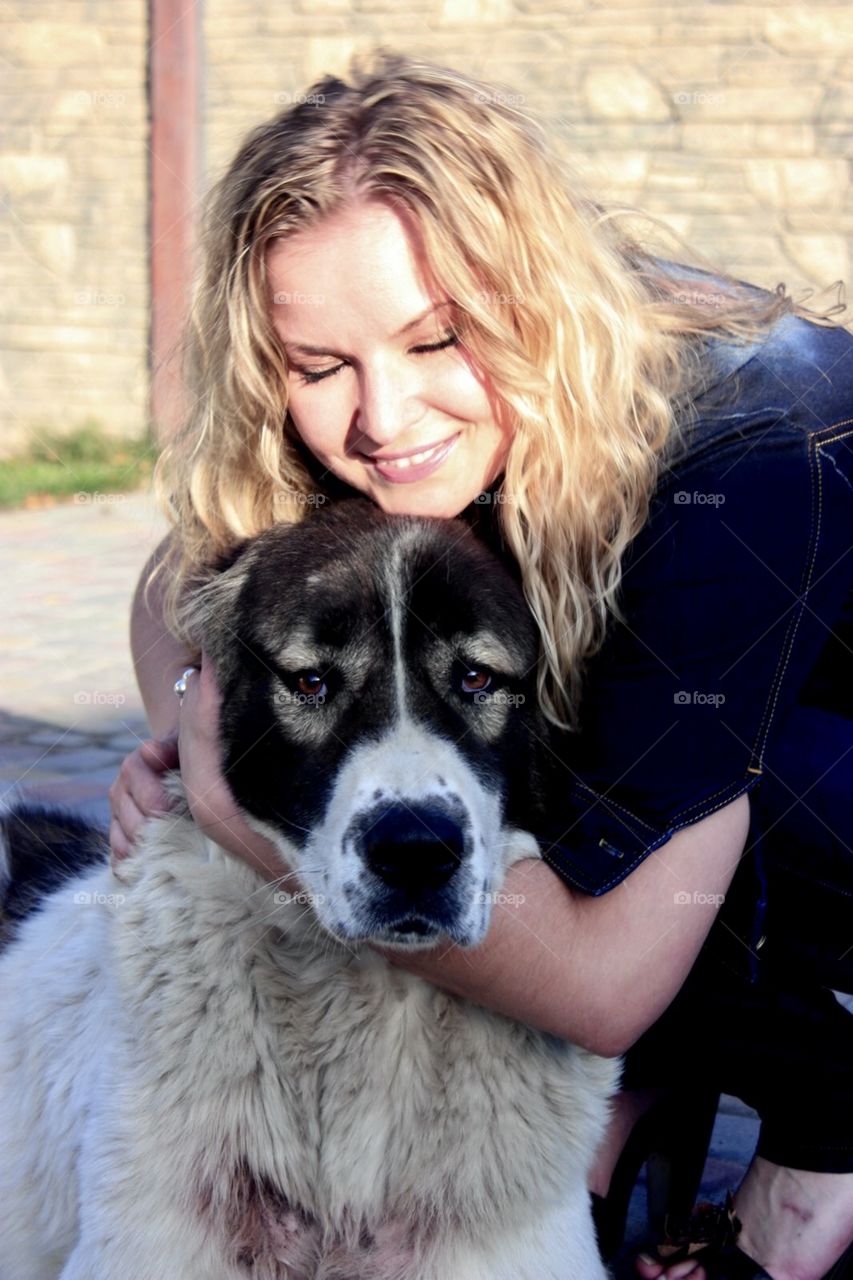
109, 734, 181, 865
172, 653, 294, 885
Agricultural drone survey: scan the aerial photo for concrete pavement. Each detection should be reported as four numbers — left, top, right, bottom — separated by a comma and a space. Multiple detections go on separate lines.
0, 490, 166, 825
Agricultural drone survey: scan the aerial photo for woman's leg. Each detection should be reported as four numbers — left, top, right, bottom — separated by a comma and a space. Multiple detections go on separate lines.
588, 1092, 853, 1280
607, 949, 853, 1277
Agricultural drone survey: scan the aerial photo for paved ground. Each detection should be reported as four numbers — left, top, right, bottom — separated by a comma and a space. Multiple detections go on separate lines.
1, 490, 843, 1273
0, 491, 166, 827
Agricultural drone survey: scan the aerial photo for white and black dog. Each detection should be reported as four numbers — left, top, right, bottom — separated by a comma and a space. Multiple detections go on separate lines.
0, 499, 618, 1280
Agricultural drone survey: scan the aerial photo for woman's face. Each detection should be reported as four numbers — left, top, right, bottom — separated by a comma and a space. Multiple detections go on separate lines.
267, 200, 513, 519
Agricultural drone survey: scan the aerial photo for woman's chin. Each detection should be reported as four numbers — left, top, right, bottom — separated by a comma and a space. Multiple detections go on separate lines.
367, 482, 478, 520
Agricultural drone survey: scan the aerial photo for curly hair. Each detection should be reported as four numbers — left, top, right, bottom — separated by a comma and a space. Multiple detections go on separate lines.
149, 46, 848, 730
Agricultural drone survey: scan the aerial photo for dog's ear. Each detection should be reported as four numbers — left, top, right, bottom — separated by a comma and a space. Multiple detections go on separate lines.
178, 539, 253, 658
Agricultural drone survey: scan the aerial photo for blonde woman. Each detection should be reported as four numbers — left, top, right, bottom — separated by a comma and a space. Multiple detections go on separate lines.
111, 50, 853, 1279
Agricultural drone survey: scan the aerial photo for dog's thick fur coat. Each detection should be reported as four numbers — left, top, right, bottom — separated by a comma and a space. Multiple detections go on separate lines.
0, 502, 618, 1279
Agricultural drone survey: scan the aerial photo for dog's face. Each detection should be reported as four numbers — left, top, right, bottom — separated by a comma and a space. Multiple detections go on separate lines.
190, 500, 550, 950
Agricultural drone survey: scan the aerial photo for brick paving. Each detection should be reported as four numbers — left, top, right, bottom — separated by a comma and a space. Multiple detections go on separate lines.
0, 490, 167, 827
1, 489, 847, 1273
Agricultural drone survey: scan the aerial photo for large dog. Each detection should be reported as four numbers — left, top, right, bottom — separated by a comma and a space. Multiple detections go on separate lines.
0, 499, 618, 1280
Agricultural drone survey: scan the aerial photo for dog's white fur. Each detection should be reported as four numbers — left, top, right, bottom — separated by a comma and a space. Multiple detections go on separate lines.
0, 784, 618, 1279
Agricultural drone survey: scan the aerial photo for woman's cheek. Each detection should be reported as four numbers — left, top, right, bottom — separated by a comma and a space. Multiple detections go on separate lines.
288, 385, 352, 462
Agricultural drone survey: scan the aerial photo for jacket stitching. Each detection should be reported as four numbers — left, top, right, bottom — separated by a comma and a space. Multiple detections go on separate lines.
556, 417, 853, 890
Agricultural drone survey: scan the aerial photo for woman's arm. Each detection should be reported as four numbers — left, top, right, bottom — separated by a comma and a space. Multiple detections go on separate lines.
118, 538, 287, 882
375, 793, 751, 1058
130, 533, 197, 740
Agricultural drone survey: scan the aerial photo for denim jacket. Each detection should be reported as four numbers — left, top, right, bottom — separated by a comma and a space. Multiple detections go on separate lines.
527, 269, 853, 978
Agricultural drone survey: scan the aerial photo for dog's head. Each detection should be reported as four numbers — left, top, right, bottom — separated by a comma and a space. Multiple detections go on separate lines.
187, 499, 552, 949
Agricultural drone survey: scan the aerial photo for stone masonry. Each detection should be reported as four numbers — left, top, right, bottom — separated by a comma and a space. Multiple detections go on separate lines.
1, 1, 851, 454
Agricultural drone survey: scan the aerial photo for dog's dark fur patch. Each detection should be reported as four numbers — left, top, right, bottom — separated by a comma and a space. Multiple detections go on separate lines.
0, 802, 107, 943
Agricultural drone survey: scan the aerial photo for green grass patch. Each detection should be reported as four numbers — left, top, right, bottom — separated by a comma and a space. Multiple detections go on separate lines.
0, 422, 156, 509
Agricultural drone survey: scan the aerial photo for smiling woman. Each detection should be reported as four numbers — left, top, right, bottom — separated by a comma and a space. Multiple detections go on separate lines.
114, 46, 853, 1280
265, 203, 512, 515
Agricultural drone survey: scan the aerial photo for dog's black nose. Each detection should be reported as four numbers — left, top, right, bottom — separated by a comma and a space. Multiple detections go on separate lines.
364, 805, 465, 893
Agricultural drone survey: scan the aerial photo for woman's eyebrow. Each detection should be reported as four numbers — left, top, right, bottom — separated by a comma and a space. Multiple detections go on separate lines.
280, 300, 453, 359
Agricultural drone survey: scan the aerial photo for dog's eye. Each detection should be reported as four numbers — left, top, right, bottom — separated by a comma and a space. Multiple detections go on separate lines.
460, 669, 492, 695
296, 671, 327, 698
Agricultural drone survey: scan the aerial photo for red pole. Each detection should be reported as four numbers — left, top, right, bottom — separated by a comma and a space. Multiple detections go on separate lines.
149, 0, 202, 443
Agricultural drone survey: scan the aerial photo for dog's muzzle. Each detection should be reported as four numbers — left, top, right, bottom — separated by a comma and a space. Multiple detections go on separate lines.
363, 804, 465, 895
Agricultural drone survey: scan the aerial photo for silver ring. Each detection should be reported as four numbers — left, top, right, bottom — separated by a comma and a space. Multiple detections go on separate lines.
174, 666, 199, 703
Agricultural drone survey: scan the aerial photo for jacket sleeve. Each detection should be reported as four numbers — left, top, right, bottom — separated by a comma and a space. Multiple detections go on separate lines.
535, 408, 853, 896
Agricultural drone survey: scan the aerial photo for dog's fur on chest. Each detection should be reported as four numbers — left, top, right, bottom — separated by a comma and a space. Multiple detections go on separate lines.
0, 500, 618, 1279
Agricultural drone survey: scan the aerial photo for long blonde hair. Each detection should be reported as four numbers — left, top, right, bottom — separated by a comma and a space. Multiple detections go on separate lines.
150, 46, 848, 730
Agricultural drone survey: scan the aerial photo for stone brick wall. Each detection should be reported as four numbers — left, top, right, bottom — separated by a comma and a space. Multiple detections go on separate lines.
2, 2, 850, 455
204, 2, 852, 300
0, 4, 149, 456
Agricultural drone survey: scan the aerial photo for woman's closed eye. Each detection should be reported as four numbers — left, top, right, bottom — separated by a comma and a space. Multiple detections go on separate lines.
291, 332, 459, 386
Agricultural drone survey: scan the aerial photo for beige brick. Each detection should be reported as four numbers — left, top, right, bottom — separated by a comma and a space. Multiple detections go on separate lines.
781, 235, 850, 289
562, 24, 658, 46
820, 82, 853, 123
680, 123, 754, 155
23, 224, 78, 277
293, 0, 350, 11
3, 0, 850, 454
436, 0, 514, 24
575, 150, 651, 189
3, 23, 107, 67
0, 154, 71, 197
582, 67, 672, 121
784, 212, 853, 235
645, 189, 759, 215
301, 35, 377, 82
765, 9, 853, 56
744, 159, 848, 212
674, 85, 822, 122
618, 210, 694, 242
513, 0, 585, 11
723, 54, 837, 88
648, 49, 724, 82
753, 124, 816, 157
571, 122, 681, 150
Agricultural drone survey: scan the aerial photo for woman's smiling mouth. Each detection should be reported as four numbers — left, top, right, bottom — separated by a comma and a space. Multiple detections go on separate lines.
365, 432, 461, 482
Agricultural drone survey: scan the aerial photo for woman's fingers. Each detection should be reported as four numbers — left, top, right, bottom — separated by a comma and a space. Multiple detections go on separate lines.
139, 734, 179, 771
108, 738, 181, 866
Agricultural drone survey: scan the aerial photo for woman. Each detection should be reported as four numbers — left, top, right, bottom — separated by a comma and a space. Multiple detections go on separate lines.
111, 49, 853, 1278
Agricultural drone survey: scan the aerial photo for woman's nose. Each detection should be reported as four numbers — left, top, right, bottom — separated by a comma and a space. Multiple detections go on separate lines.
355, 361, 424, 446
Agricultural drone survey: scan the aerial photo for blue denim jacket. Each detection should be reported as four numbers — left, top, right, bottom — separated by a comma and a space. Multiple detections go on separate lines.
530, 273, 853, 975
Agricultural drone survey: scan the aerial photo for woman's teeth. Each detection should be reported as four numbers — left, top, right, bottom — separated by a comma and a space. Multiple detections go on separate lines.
379, 441, 449, 470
